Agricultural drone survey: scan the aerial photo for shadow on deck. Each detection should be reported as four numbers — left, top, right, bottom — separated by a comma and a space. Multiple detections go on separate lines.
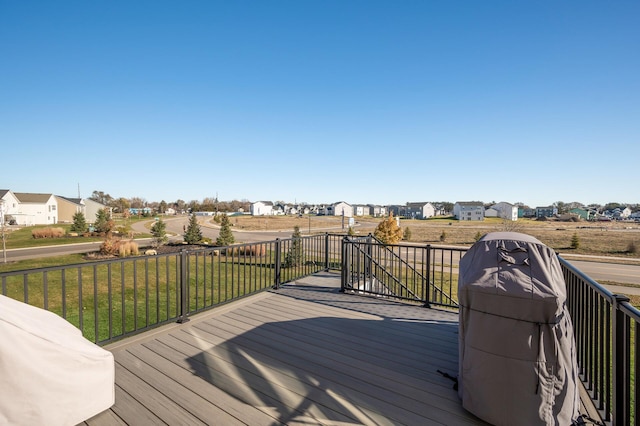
81, 272, 489, 425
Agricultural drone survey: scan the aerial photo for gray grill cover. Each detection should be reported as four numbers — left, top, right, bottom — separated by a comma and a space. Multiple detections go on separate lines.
458, 232, 579, 425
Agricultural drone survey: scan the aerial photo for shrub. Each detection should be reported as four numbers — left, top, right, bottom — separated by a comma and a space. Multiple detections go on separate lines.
238, 244, 266, 256
628, 241, 637, 254
32, 227, 65, 239
99, 237, 138, 257
439, 231, 447, 242
118, 241, 139, 257
374, 214, 403, 244
403, 227, 412, 241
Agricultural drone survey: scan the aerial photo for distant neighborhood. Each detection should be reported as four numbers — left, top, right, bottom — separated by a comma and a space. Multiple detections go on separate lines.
2, 189, 639, 226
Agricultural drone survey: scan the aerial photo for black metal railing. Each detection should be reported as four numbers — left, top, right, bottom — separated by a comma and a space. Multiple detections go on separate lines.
561, 256, 639, 426
340, 235, 463, 309
2, 233, 637, 424
341, 237, 638, 425
0, 234, 344, 345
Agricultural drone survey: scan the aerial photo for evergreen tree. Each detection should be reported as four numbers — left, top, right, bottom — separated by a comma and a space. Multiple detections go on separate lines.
373, 213, 403, 244
215, 213, 235, 246
183, 214, 202, 244
94, 208, 114, 235
284, 225, 304, 267
403, 227, 412, 241
151, 218, 168, 247
571, 232, 580, 249
70, 212, 88, 233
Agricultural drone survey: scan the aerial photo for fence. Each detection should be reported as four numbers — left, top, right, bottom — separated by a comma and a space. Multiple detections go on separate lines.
0, 234, 345, 345
2, 233, 638, 424
561, 256, 639, 426
340, 235, 464, 309
340, 236, 638, 426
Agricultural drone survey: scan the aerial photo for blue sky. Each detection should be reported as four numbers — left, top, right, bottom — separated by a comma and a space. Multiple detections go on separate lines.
1, 1, 638, 207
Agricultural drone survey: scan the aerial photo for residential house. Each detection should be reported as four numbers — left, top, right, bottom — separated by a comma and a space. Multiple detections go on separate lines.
569, 208, 592, 221
491, 202, 518, 221
353, 205, 371, 216
13, 192, 58, 225
367, 204, 387, 217
387, 205, 404, 218
611, 207, 632, 220
518, 207, 535, 218
484, 207, 499, 218
85, 199, 111, 224
0, 190, 20, 224
323, 202, 353, 217
55, 196, 85, 223
405, 202, 436, 219
129, 207, 153, 216
535, 206, 558, 218
250, 201, 274, 216
453, 202, 484, 221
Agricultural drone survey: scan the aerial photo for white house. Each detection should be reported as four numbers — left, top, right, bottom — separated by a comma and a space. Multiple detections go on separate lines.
491, 202, 518, 221
0, 190, 21, 224
453, 202, 485, 221
484, 207, 499, 218
353, 205, 371, 216
250, 201, 274, 216
13, 192, 58, 225
324, 202, 353, 217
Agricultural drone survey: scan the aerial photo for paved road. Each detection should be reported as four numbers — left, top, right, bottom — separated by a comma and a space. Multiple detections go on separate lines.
563, 259, 640, 286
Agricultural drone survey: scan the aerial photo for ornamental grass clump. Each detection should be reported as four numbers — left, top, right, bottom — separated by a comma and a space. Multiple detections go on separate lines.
32, 227, 65, 239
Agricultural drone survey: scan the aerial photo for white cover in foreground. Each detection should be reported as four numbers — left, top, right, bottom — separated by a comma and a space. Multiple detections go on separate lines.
0, 295, 114, 426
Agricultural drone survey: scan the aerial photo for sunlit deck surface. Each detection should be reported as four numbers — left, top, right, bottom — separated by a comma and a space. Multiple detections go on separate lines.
82, 272, 489, 425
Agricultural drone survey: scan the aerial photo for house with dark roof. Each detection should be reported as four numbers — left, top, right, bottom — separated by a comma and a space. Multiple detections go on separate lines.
55, 196, 85, 223
13, 192, 58, 225
453, 201, 484, 221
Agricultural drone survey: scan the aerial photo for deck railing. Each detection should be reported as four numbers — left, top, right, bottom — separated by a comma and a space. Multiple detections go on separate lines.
340, 235, 463, 309
0, 234, 345, 345
2, 234, 637, 425
561, 256, 639, 426
340, 236, 638, 426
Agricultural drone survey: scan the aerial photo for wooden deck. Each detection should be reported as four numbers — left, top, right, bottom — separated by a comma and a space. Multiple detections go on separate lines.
81, 271, 599, 425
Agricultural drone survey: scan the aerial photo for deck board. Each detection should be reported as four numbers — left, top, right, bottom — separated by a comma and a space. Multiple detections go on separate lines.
83, 272, 492, 425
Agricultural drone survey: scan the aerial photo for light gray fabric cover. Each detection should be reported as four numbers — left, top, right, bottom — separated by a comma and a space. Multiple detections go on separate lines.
0, 295, 114, 426
458, 232, 579, 426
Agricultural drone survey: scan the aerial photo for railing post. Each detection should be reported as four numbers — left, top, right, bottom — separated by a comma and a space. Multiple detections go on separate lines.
177, 250, 190, 323
340, 237, 349, 292
365, 235, 372, 286
423, 244, 431, 308
274, 239, 281, 289
324, 233, 330, 271
612, 293, 630, 425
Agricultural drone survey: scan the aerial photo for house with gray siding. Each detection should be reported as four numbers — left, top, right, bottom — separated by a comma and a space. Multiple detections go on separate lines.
405, 202, 436, 219
453, 202, 484, 221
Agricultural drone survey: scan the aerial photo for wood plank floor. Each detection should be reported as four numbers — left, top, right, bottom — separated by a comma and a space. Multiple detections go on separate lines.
81, 272, 489, 425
